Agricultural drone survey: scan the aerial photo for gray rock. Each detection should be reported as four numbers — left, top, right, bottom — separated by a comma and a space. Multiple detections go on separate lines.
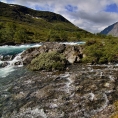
0, 62, 9, 67
21, 42, 84, 65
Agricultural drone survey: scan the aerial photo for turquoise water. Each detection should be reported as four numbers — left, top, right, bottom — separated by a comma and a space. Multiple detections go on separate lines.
0, 44, 42, 78
0, 42, 85, 87
0, 43, 42, 56
0, 43, 42, 89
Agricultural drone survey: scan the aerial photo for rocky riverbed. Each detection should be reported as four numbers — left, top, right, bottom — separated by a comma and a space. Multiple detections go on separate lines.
0, 64, 118, 118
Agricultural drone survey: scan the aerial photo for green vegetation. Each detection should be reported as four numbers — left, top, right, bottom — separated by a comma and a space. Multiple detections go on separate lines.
82, 38, 118, 64
28, 51, 66, 71
0, 2, 94, 44
110, 101, 118, 118
0, 2, 118, 65
1, 2, 118, 44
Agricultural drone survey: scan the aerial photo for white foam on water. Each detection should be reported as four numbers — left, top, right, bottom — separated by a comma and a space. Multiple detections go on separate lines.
88, 92, 95, 101
9, 52, 23, 66
66, 77, 74, 85
63, 42, 78, 45
65, 76, 75, 94
50, 103, 58, 108
90, 93, 109, 114
0, 43, 42, 55
60, 41, 85, 45
82, 92, 96, 101
0, 52, 23, 78
0, 43, 42, 78
31, 44, 42, 47
60, 73, 70, 78
12, 108, 47, 118
0, 61, 3, 64
109, 75, 116, 82
0, 66, 15, 78
0, 43, 41, 48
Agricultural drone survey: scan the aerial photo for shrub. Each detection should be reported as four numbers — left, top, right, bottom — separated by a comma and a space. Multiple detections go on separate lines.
82, 40, 104, 64
28, 51, 66, 71
82, 39, 118, 64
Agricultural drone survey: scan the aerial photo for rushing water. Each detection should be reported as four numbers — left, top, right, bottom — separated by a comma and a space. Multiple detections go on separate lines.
0, 43, 42, 89
0, 42, 85, 86
1, 42, 118, 118
0, 64, 118, 118
0, 42, 85, 78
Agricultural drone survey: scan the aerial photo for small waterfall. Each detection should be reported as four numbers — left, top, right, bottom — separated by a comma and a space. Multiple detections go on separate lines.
0, 43, 42, 78
9, 52, 23, 67
0, 52, 23, 78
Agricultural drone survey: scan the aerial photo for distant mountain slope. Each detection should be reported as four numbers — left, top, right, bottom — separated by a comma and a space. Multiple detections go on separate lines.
0, 1, 92, 44
0, 1, 70, 23
100, 22, 118, 37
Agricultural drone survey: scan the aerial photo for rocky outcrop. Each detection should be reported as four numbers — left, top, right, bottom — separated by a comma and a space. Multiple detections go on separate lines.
21, 42, 84, 65
64, 45, 83, 63
21, 47, 41, 65
1, 64, 118, 118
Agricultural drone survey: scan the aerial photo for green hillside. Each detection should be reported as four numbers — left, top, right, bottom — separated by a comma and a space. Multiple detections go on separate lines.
0, 1, 94, 44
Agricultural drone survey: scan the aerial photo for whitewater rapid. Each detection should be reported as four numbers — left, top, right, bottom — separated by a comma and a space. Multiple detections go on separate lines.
0, 43, 42, 78
0, 42, 85, 78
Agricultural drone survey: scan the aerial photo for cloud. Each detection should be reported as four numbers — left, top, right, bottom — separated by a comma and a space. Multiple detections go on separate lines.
1, 0, 118, 33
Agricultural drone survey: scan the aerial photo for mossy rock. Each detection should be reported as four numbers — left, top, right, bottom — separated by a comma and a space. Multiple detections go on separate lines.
28, 51, 66, 71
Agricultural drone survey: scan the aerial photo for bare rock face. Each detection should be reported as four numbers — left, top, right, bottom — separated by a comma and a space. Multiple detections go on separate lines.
21, 42, 84, 65
64, 45, 83, 63
21, 47, 41, 65
43, 42, 66, 53
100, 22, 118, 37
1, 64, 118, 118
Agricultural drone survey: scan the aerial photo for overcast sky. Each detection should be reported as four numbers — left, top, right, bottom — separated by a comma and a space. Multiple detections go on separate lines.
1, 0, 118, 33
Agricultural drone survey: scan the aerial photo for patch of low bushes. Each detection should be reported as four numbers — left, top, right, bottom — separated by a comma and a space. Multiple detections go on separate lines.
82, 39, 118, 64
28, 51, 66, 71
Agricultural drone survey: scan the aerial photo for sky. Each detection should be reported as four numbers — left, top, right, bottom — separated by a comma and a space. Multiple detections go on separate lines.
1, 0, 118, 33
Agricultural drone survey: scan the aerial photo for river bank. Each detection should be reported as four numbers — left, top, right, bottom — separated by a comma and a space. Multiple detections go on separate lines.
0, 64, 118, 118
0, 42, 118, 118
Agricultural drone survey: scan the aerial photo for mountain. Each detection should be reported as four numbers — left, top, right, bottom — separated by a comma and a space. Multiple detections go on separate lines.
0, 1, 70, 23
100, 22, 118, 37
0, 2, 92, 44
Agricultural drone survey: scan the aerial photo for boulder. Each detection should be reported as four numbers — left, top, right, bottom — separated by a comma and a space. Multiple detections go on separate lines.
66, 51, 77, 63
0, 62, 9, 67
43, 42, 66, 53
21, 47, 41, 65
64, 45, 82, 63
21, 42, 84, 66
14, 61, 22, 66
3, 55, 13, 61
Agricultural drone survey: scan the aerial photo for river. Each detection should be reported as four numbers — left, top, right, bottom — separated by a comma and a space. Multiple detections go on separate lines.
0, 42, 118, 118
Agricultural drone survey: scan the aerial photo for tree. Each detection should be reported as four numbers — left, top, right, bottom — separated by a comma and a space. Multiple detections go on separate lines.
5, 22, 16, 41
60, 31, 68, 41
14, 27, 28, 43
48, 30, 61, 42
76, 33, 81, 40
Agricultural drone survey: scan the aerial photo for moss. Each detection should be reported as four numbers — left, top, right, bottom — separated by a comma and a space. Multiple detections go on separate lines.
110, 101, 118, 118
110, 112, 118, 118
28, 51, 66, 71
114, 101, 118, 111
